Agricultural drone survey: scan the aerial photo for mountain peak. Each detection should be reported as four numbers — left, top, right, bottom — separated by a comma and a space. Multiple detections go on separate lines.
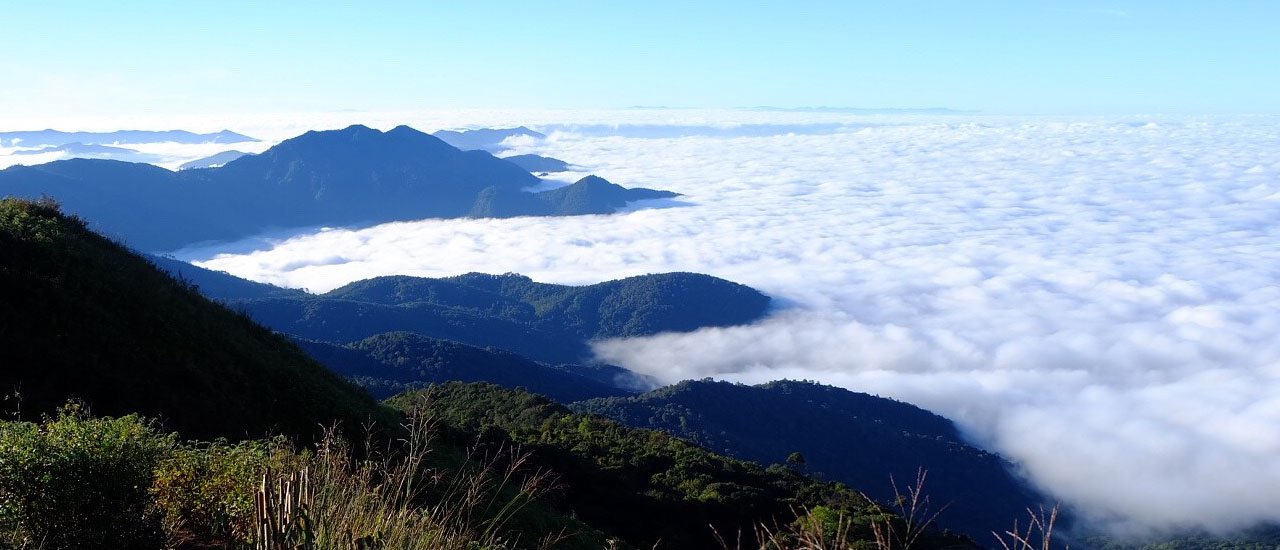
334, 124, 379, 137
573, 175, 613, 187
532, 174, 679, 215
279, 124, 445, 151
431, 126, 546, 152
387, 124, 425, 135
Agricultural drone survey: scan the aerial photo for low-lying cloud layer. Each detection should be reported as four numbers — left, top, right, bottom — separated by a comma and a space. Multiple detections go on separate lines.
0, 140, 274, 170
187, 114, 1280, 535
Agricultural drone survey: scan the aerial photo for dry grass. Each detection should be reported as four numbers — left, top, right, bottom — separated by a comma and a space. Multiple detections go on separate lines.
249, 407, 563, 550
712, 509, 859, 550
993, 504, 1064, 550
713, 468, 952, 550
868, 469, 948, 550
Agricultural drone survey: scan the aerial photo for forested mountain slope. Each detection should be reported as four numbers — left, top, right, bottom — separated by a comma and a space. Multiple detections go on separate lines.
0, 198, 392, 440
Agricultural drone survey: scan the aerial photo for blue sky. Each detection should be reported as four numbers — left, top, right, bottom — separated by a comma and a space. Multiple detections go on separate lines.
4, 1, 1278, 117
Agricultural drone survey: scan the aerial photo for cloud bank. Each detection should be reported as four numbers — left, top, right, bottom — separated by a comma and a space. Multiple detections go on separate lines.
185, 113, 1280, 535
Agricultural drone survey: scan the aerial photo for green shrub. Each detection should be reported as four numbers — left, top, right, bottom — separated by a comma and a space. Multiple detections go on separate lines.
152, 437, 305, 546
0, 404, 174, 549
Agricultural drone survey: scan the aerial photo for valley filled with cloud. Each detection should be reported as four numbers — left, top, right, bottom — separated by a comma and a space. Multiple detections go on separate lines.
183, 112, 1280, 534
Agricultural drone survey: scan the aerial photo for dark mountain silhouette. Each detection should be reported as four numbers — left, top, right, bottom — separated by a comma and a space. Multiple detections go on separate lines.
0, 129, 256, 147
533, 175, 677, 215
178, 149, 249, 170
467, 174, 679, 217
296, 332, 634, 402
573, 379, 1044, 539
0, 198, 392, 441
500, 153, 571, 172
432, 126, 544, 152
0, 125, 677, 251
205, 125, 543, 229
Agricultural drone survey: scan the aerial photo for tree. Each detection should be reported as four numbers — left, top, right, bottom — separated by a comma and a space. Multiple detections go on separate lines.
787, 451, 807, 472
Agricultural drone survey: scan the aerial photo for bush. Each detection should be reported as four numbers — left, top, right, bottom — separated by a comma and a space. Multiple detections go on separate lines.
0, 404, 174, 549
152, 437, 305, 546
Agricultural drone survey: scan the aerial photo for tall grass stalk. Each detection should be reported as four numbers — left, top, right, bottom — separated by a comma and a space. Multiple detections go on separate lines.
993, 504, 1063, 550
251, 408, 560, 550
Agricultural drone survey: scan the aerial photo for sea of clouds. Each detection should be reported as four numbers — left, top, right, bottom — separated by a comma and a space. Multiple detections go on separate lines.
173, 111, 1279, 535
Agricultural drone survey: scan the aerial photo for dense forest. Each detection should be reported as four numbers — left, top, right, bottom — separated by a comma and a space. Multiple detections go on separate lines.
575, 379, 1041, 539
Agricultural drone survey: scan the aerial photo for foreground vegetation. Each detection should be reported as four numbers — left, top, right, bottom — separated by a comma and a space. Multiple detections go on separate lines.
574, 379, 1038, 538
0, 400, 980, 550
0, 404, 601, 549
389, 382, 975, 549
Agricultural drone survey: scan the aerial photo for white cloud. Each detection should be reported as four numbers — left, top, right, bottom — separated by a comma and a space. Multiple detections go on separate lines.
0, 151, 69, 169
182, 112, 1280, 534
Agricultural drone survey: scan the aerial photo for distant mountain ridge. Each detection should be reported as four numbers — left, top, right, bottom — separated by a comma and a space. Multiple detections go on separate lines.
0, 124, 677, 251
0, 129, 256, 147
499, 153, 572, 173
432, 126, 544, 152
6, 142, 166, 165
158, 263, 771, 366
178, 150, 249, 170
12, 143, 140, 157
150, 256, 766, 397
311, 270, 770, 344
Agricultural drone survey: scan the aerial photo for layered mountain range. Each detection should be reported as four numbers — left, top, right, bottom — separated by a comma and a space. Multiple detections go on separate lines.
0, 129, 256, 147
145, 253, 1043, 538
0, 125, 674, 250
3, 198, 980, 548
151, 255, 770, 395
0, 120, 1049, 542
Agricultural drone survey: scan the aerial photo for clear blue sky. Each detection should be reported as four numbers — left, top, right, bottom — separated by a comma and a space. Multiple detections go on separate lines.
4, 1, 1277, 117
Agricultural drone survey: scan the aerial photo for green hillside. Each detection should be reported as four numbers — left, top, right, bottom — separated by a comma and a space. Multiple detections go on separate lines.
165, 268, 771, 366
574, 379, 1042, 539
391, 382, 976, 550
319, 270, 772, 341
0, 198, 393, 440
297, 331, 634, 402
